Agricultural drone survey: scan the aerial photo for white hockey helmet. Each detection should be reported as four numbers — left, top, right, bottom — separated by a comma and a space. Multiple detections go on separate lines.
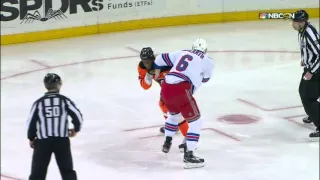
192, 38, 207, 53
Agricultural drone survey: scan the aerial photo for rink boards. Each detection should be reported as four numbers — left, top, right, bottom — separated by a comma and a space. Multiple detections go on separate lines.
0, 0, 319, 45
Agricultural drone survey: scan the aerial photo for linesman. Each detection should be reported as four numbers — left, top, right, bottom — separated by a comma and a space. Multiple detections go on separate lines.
292, 10, 319, 139
27, 73, 84, 180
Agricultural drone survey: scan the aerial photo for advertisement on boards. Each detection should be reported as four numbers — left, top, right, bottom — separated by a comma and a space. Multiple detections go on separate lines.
0, 0, 104, 24
0, 0, 159, 24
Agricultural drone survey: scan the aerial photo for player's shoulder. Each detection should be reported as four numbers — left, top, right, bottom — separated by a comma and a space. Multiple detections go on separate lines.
168, 50, 183, 56
137, 61, 148, 75
158, 51, 182, 58
138, 61, 147, 69
32, 97, 43, 106
306, 22, 318, 31
47, 93, 72, 102
59, 94, 80, 106
60, 94, 75, 101
33, 93, 66, 104
306, 23, 319, 35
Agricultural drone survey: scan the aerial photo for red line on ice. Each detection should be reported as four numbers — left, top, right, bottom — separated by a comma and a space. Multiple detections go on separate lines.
1, 50, 299, 81
236, 98, 302, 111
126, 46, 140, 53
123, 124, 163, 132
237, 99, 312, 130
203, 128, 241, 141
136, 127, 241, 141
283, 116, 314, 130
29, 59, 51, 68
1, 56, 136, 80
1, 174, 24, 180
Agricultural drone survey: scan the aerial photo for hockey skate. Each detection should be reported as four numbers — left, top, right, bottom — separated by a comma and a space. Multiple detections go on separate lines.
162, 136, 172, 153
302, 116, 312, 123
309, 128, 319, 141
179, 143, 187, 153
178, 137, 187, 153
183, 151, 204, 169
179, 139, 198, 153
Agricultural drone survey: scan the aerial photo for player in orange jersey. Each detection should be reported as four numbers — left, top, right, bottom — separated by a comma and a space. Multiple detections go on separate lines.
138, 47, 189, 151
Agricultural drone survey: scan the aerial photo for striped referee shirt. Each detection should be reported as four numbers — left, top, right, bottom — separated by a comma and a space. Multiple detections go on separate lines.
298, 22, 320, 74
27, 92, 83, 141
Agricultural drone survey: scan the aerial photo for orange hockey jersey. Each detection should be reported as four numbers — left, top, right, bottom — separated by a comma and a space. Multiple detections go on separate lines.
138, 61, 171, 90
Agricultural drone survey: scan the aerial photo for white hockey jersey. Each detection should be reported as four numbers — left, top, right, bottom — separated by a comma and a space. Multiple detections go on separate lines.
154, 50, 214, 93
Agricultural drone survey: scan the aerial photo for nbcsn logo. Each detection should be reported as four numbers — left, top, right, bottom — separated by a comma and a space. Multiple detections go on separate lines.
259, 12, 295, 20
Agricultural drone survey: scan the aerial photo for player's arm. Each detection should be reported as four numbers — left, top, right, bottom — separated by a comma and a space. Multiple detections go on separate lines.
202, 57, 214, 83
154, 52, 179, 78
65, 98, 83, 133
154, 52, 180, 69
138, 64, 152, 90
27, 101, 39, 141
305, 27, 320, 74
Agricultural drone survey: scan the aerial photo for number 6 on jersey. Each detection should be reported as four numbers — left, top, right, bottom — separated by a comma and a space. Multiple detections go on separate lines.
176, 55, 193, 72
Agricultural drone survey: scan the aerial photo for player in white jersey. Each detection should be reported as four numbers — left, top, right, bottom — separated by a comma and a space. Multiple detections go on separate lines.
154, 38, 214, 169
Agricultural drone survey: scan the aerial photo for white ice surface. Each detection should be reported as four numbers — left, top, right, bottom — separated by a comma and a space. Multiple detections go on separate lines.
1, 19, 319, 180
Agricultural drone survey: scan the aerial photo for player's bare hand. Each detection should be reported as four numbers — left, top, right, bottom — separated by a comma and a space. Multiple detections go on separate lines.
148, 69, 155, 75
29, 140, 35, 149
156, 78, 164, 85
154, 69, 161, 79
68, 129, 77, 138
303, 72, 313, 80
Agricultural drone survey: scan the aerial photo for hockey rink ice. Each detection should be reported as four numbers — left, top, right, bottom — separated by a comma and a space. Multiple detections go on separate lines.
1, 19, 319, 180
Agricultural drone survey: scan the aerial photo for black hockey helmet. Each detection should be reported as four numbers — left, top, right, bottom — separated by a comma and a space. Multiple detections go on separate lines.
44, 73, 62, 90
140, 47, 155, 61
292, 10, 309, 22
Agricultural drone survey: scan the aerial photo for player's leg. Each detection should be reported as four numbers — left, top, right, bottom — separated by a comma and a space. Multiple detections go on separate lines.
29, 139, 53, 180
160, 82, 182, 153
158, 98, 168, 133
159, 98, 168, 120
305, 74, 320, 139
177, 119, 189, 152
53, 138, 77, 180
179, 85, 204, 168
178, 119, 189, 136
162, 112, 184, 153
299, 72, 312, 123
159, 98, 189, 136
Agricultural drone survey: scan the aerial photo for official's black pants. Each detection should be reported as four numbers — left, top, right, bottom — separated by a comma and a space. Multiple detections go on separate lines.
299, 69, 320, 129
29, 137, 77, 180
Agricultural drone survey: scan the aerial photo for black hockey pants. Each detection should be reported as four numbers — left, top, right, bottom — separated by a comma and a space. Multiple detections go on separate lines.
29, 137, 77, 180
299, 69, 320, 129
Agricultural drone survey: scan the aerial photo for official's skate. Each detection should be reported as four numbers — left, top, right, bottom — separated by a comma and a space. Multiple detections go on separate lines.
309, 129, 319, 141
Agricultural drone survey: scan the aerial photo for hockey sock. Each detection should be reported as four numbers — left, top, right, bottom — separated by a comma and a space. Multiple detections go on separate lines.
186, 118, 202, 151
178, 119, 189, 137
164, 113, 181, 137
